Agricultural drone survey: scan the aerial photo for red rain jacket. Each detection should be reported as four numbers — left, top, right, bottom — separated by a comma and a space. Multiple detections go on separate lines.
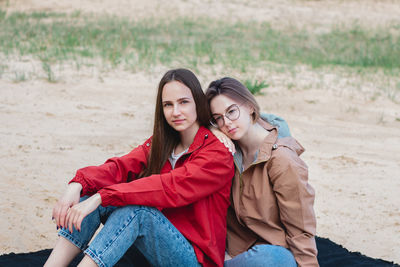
70, 126, 234, 266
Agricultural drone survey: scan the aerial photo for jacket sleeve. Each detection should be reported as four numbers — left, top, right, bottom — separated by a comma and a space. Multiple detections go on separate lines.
98, 140, 234, 207
268, 148, 319, 267
69, 139, 150, 196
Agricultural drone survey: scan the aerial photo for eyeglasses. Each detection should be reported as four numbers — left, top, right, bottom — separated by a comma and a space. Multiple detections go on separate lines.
210, 104, 241, 128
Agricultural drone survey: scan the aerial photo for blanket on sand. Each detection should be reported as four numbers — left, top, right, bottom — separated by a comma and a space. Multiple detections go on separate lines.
0, 237, 398, 266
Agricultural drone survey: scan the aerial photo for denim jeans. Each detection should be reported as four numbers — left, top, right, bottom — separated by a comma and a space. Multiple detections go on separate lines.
224, 244, 297, 267
59, 197, 200, 267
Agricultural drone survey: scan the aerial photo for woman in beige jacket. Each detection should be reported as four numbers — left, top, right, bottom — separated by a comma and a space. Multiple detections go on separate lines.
206, 77, 319, 267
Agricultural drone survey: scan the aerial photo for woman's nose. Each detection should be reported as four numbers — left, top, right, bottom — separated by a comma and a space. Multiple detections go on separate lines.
224, 115, 233, 126
172, 105, 181, 115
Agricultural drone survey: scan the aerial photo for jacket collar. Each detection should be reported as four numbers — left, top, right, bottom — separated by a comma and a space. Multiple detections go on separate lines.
233, 121, 278, 169
256, 120, 279, 162
234, 119, 304, 167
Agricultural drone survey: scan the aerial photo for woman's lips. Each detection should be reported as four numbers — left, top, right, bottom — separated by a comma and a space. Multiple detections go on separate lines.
173, 119, 185, 124
228, 127, 237, 134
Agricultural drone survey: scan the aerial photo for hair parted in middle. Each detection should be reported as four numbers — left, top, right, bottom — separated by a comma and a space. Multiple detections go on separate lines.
139, 68, 210, 178
205, 77, 260, 122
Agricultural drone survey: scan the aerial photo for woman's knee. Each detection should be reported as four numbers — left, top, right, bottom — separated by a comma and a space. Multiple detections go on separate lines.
111, 205, 158, 217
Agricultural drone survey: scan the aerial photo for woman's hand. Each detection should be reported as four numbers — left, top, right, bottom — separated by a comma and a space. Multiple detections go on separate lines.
52, 182, 82, 229
209, 127, 236, 155
65, 193, 102, 233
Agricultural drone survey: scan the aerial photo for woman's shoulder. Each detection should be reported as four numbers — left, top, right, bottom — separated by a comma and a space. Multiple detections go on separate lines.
197, 126, 220, 144
274, 137, 305, 157
196, 126, 232, 154
267, 137, 308, 177
265, 137, 305, 168
123, 136, 153, 157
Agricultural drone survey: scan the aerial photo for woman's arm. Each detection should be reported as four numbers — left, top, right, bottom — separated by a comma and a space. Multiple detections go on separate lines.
52, 139, 150, 230
269, 148, 318, 267
69, 138, 151, 196
98, 138, 234, 208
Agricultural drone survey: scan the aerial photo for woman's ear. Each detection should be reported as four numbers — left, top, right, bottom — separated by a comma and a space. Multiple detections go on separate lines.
252, 111, 257, 123
246, 106, 256, 122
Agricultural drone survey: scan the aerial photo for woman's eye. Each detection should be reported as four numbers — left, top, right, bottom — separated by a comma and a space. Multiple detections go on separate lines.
163, 103, 172, 107
227, 109, 236, 115
214, 115, 223, 121
181, 100, 189, 104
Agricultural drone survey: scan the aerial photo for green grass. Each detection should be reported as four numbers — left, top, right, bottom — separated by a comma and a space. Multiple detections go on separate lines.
0, 63, 6, 78
0, 10, 400, 72
243, 79, 269, 95
42, 61, 57, 82
12, 71, 28, 82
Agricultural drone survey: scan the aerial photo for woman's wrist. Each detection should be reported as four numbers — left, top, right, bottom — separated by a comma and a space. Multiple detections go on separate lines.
68, 182, 83, 193
93, 193, 102, 205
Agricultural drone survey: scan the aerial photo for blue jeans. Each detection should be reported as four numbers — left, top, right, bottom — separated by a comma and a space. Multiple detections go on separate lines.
224, 244, 297, 267
59, 197, 200, 267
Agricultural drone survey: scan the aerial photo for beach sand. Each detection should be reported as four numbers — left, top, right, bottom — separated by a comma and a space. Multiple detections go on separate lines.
1, 0, 399, 263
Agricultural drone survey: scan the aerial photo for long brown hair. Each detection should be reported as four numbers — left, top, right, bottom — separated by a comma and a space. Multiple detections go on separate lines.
140, 68, 210, 178
205, 77, 260, 122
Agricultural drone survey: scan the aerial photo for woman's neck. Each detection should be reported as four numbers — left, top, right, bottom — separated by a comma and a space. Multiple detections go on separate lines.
176, 123, 200, 154
237, 122, 269, 156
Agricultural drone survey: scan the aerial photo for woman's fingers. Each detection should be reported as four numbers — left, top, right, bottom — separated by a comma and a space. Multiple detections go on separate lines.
70, 210, 79, 233
52, 206, 60, 229
73, 208, 86, 232
65, 207, 73, 232
75, 214, 85, 232
58, 204, 70, 229
222, 138, 235, 154
53, 203, 66, 229
66, 205, 79, 233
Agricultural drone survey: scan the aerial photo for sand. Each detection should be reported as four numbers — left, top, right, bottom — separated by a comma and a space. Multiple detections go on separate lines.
0, 0, 399, 264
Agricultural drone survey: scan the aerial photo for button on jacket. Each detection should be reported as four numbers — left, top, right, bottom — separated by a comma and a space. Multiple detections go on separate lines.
226, 121, 318, 267
70, 126, 235, 267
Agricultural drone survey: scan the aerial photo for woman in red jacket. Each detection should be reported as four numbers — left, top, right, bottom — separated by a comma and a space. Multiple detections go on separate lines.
45, 69, 234, 267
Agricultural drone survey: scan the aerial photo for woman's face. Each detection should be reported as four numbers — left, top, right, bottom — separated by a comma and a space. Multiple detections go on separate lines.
162, 80, 199, 134
210, 94, 253, 140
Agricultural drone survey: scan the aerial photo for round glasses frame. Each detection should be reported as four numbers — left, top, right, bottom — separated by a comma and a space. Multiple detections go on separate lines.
210, 104, 241, 128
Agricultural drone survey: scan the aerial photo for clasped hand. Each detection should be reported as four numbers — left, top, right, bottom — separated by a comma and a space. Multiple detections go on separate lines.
52, 183, 102, 233
209, 127, 236, 155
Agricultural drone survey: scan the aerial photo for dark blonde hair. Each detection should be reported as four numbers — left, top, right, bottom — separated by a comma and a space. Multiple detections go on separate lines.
140, 68, 209, 178
205, 77, 260, 121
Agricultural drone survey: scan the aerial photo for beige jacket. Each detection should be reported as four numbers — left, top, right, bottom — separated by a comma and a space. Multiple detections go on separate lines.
226, 121, 319, 267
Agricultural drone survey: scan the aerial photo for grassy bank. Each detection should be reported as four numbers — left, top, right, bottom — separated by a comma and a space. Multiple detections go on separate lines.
1, 10, 400, 73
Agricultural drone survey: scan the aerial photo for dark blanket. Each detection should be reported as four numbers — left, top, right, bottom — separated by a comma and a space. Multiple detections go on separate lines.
0, 237, 398, 267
